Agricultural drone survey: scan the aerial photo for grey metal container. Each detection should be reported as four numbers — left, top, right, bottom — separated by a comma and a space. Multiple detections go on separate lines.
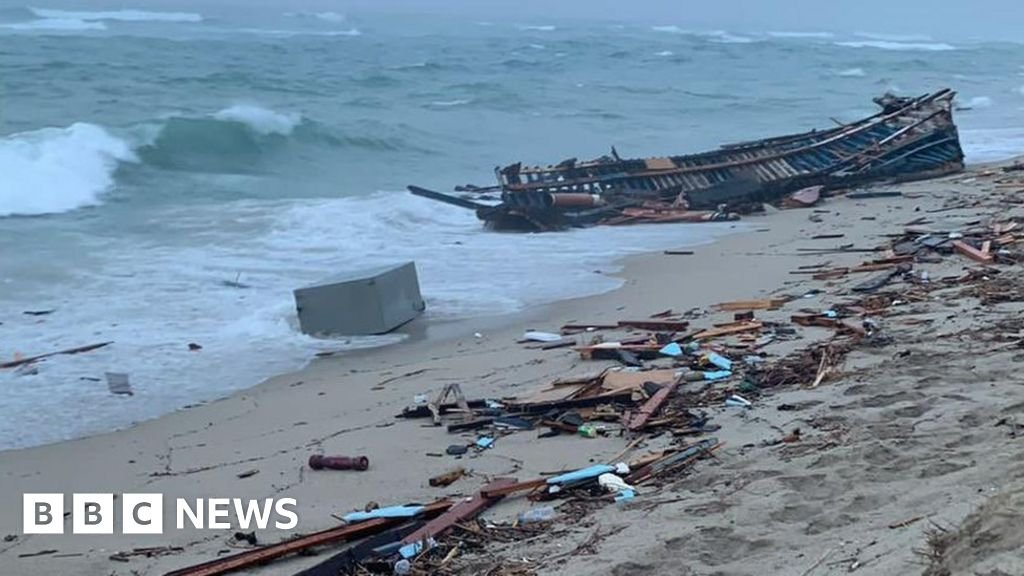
294, 262, 426, 336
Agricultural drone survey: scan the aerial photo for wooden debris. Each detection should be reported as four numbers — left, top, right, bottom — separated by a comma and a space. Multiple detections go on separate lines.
714, 299, 786, 311
952, 240, 994, 263
429, 467, 467, 488
1, 341, 112, 369
692, 321, 762, 340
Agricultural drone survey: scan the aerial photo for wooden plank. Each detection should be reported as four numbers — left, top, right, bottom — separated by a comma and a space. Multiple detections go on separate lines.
616, 320, 689, 331
692, 322, 762, 340
713, 299, 786, 311
812, 268, 849, 280
0, 341, 112, 370
951, 240, 994, 263
791, 314, 839, 329
164, 501, 452, 576
626, 381, 680, 431
479, 478, 546, 499
402, 479, 516, 546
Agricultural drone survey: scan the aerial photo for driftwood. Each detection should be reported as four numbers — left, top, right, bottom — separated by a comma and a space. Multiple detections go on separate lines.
0, 341, 112, 369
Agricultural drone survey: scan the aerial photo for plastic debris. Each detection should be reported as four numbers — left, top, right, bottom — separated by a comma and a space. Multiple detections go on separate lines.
703, 370, 733, 381
725, 394, 753, 408
518, 506, 556, 524
705, 352, 733, 370
659, 342, 683, 357
523, 331, 563, 342
475, 436, 495, 449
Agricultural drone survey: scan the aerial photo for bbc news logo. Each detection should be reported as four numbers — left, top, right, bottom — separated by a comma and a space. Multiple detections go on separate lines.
23, 494, 298, 535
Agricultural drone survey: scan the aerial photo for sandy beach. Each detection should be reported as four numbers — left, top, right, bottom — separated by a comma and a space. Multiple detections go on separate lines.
3, 161, 1024, 576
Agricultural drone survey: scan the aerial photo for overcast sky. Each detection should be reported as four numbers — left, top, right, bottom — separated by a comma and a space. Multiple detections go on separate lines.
31, 0, 1024, 40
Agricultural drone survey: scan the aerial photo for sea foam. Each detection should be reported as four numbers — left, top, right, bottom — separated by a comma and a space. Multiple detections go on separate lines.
212, 105, 302, 136
1, 17, 105, 31
29, 7, 203, 22
0, 123, 136, 217
836, 40, 956, 51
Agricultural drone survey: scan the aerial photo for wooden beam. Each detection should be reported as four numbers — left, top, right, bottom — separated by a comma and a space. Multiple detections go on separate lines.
692, 321, 762, 340
713, 299, 786, 311
402, 479, 517, 546
164, 501, 452, 576
626, 381, 680, 431
951, 240, 994, 263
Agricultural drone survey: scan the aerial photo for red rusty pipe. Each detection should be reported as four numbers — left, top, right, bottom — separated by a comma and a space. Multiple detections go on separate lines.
308, 454, 370, 471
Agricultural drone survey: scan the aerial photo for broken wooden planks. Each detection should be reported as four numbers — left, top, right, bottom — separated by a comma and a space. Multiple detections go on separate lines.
164, 501, 453, 576
691, 321, 762, 340
401, 479, 516, 548
625, 381, 680, 432
951, 240, 994, 264
713, 299, 786, 312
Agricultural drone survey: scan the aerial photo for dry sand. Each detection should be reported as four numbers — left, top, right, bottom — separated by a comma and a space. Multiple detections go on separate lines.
2, 163, 1024, 576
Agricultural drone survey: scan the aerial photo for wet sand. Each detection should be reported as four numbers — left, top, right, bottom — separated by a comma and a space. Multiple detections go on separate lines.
2, 162, 1024, 576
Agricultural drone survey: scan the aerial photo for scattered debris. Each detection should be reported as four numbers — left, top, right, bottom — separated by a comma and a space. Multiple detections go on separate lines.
0, 341, 112, 370
308, 455, 369, 471
105, 372, 133, 396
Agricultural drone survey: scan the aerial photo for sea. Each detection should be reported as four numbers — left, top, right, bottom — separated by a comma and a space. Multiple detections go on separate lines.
2, 6, 1024, 449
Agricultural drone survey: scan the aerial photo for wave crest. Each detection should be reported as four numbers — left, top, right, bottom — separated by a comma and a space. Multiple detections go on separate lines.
0, 123, 136, 217
212, 105, 301, 136
29, 7, 203, 22
1, 17, 106, 31
835, 40, 956, 51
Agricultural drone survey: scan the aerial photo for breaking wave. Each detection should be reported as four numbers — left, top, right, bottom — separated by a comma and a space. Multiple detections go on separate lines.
652, 26, 753, 44
517, 24, 556, 32
136, 105, 309, 172
767, 31, 834, 39
837, 67, 866, 77
28, 7, 203, 22
212, 105, 301, 136
284, 11, 346, 23
836, 40, 956, 51
854, 32, 934, 42
0, 17, 105, 30
0, 123, 136, 217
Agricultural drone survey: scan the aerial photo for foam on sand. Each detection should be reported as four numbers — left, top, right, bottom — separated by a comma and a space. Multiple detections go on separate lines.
0, 123, 136, 217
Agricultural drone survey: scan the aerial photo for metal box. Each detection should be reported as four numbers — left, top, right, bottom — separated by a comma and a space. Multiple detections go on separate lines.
294, 262, 425, 336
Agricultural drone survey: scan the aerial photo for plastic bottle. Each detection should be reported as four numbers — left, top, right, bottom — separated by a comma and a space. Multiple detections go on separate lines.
394, 559, 411, 575
518, 505, 556, 524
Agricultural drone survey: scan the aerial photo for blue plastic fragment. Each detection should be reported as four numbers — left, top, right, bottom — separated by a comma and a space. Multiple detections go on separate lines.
659, 342, 683, 357
824, 310, 838, 318
702, 370, 732, 381
476, 436, 495, 449
343, 505, 425, 523
546, 464, 615, 486
615, 489, 636, 503
398, 538, 436, 559
706, 352, 733, 370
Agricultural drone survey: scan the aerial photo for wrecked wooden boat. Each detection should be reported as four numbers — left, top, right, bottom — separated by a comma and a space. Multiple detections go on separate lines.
410, 89, 964, 231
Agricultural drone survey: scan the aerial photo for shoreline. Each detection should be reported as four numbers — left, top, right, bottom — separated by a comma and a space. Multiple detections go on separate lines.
0, 220, 741, 455
3, 160, 1024, 575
